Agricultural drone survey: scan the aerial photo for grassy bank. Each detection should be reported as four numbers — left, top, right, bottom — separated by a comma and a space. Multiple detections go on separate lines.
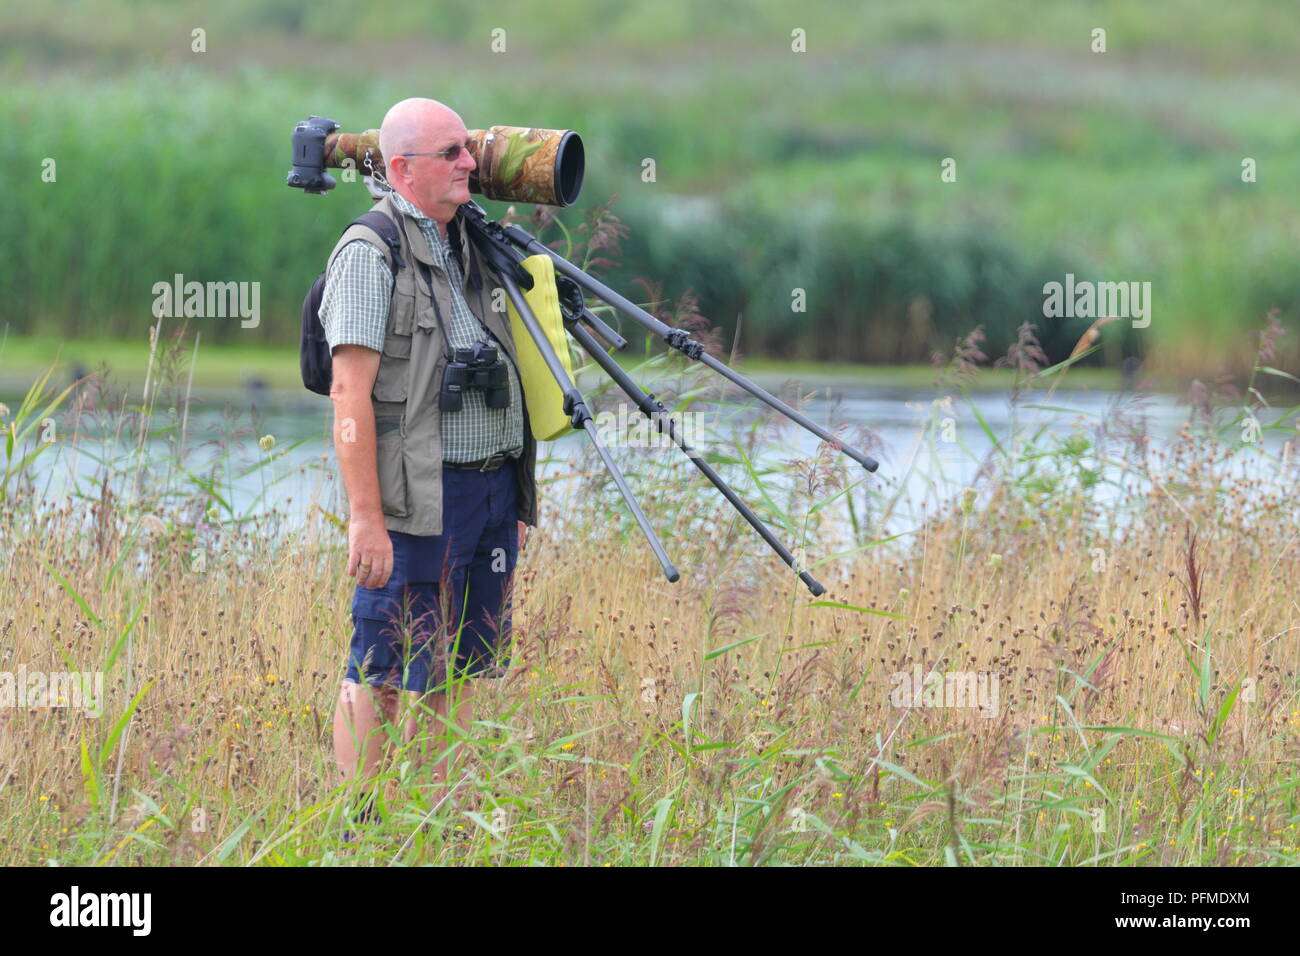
1, 318, 1297, 865
0, 331, 1131, 398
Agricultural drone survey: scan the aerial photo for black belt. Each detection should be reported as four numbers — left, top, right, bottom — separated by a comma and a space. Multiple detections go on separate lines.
443, 451, 512, 472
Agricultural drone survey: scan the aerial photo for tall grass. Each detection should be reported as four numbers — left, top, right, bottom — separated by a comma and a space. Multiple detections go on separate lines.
2, 293, 1298, 864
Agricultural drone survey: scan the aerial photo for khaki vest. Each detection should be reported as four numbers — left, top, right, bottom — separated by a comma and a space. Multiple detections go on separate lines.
327, 192, 539, 536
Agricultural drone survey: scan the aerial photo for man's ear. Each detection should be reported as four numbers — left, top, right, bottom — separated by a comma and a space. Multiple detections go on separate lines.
386, 155, 408, 187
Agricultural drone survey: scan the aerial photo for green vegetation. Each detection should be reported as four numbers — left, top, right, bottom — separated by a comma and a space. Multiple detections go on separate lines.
4, 0, 1297, 870
0, 332, 1128, 396
3, 0, 1298, 374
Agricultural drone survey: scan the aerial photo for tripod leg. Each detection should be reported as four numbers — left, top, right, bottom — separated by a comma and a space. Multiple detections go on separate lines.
577, 307, 627, 352
499, 223, 879, 473
567, 319, 826, 596
499, 274, 680, 584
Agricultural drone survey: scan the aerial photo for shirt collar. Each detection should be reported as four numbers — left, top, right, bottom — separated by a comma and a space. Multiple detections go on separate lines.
390, 190, 467, 274
389, 189, 428, 222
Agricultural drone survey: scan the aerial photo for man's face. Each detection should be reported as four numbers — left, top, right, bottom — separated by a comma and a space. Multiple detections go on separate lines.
392, 113, 477, 222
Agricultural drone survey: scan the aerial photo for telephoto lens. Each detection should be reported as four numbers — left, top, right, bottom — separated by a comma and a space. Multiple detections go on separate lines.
315, 124, 586, 206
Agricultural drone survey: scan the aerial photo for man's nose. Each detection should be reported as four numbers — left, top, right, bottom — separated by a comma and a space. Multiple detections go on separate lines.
459, 147, 476, 171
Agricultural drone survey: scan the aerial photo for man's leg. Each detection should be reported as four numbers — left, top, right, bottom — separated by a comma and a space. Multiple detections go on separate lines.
393, 464, 517, 805
422, 463, 519, 797
334, 531, 421, 816
333, 680, 401, 781
392, 578, 468, 798
424, 677, 477, 797
388, 682, 476, 804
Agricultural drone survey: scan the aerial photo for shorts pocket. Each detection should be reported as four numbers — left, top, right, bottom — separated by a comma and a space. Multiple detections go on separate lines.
353, 587, 402, 627
375, 425, 410, 518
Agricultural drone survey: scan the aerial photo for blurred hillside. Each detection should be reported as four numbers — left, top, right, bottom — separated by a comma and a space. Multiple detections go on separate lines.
3, 0, 1299, 373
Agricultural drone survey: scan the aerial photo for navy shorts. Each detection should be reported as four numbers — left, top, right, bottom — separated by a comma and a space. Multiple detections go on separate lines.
343, 458, 521, 692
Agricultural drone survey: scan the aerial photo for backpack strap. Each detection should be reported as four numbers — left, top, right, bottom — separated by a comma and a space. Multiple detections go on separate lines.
355, 209, 405, 271
325, 208, 406, 277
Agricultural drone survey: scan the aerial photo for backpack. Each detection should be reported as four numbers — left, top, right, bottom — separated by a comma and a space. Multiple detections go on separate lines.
300, 208, 407, 396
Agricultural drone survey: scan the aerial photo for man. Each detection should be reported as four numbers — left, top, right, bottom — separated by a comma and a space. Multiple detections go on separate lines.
321, 97, 538, 826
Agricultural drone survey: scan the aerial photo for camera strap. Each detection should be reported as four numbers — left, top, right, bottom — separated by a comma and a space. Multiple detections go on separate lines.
419, 232, 513, 378
448, 214, 476, 288
423, 250, 505, 355
415, 260, 455, 361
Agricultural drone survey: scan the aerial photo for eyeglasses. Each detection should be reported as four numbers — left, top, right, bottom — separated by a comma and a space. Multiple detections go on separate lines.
399, 141, 474, 162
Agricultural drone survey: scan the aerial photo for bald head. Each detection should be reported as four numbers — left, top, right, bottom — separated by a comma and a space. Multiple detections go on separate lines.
378, 97, 477, 228
379, 98, 461, 163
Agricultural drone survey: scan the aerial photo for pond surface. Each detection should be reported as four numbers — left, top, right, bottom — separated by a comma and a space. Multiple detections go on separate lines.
3, 366, 1290, 544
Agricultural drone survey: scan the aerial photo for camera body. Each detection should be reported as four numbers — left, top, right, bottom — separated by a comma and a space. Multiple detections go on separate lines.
440, 341, 509, 412
286, 116, 340, 194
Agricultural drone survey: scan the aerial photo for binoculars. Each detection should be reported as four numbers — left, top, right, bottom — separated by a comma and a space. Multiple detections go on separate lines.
440, 341, 510, 412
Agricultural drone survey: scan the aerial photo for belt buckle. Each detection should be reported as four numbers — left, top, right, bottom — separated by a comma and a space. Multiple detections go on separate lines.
479, 452, 506, 472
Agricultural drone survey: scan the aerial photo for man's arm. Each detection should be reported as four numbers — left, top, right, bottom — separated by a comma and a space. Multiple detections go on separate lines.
320, 239, 394, 589
330, 345, 392, 588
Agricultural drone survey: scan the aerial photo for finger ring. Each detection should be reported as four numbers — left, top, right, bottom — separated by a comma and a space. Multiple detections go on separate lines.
360, 563, 372, 569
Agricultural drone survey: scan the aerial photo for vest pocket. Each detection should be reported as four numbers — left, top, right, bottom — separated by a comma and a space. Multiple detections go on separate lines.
415, 302, 441, 332
374, 291, 415, 403
375, 422, 409, 518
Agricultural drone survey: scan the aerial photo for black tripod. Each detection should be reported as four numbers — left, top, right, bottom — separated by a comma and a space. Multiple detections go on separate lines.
459, 201, 879, 596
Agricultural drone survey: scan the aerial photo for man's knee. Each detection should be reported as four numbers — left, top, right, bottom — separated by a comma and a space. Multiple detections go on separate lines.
340, 680, 403, 719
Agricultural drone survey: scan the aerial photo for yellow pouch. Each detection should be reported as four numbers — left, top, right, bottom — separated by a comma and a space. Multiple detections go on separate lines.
506, 254, 576, 441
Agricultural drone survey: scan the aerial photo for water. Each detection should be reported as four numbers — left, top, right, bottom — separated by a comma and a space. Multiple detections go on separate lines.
3, 371, 1290, 542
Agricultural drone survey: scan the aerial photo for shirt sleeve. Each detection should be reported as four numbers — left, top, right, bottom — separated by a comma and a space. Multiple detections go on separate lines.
318, 238, 393, 354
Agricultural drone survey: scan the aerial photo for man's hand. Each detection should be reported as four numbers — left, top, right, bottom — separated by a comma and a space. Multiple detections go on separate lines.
349, 514, 393, 589
518, 519, 528, 552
